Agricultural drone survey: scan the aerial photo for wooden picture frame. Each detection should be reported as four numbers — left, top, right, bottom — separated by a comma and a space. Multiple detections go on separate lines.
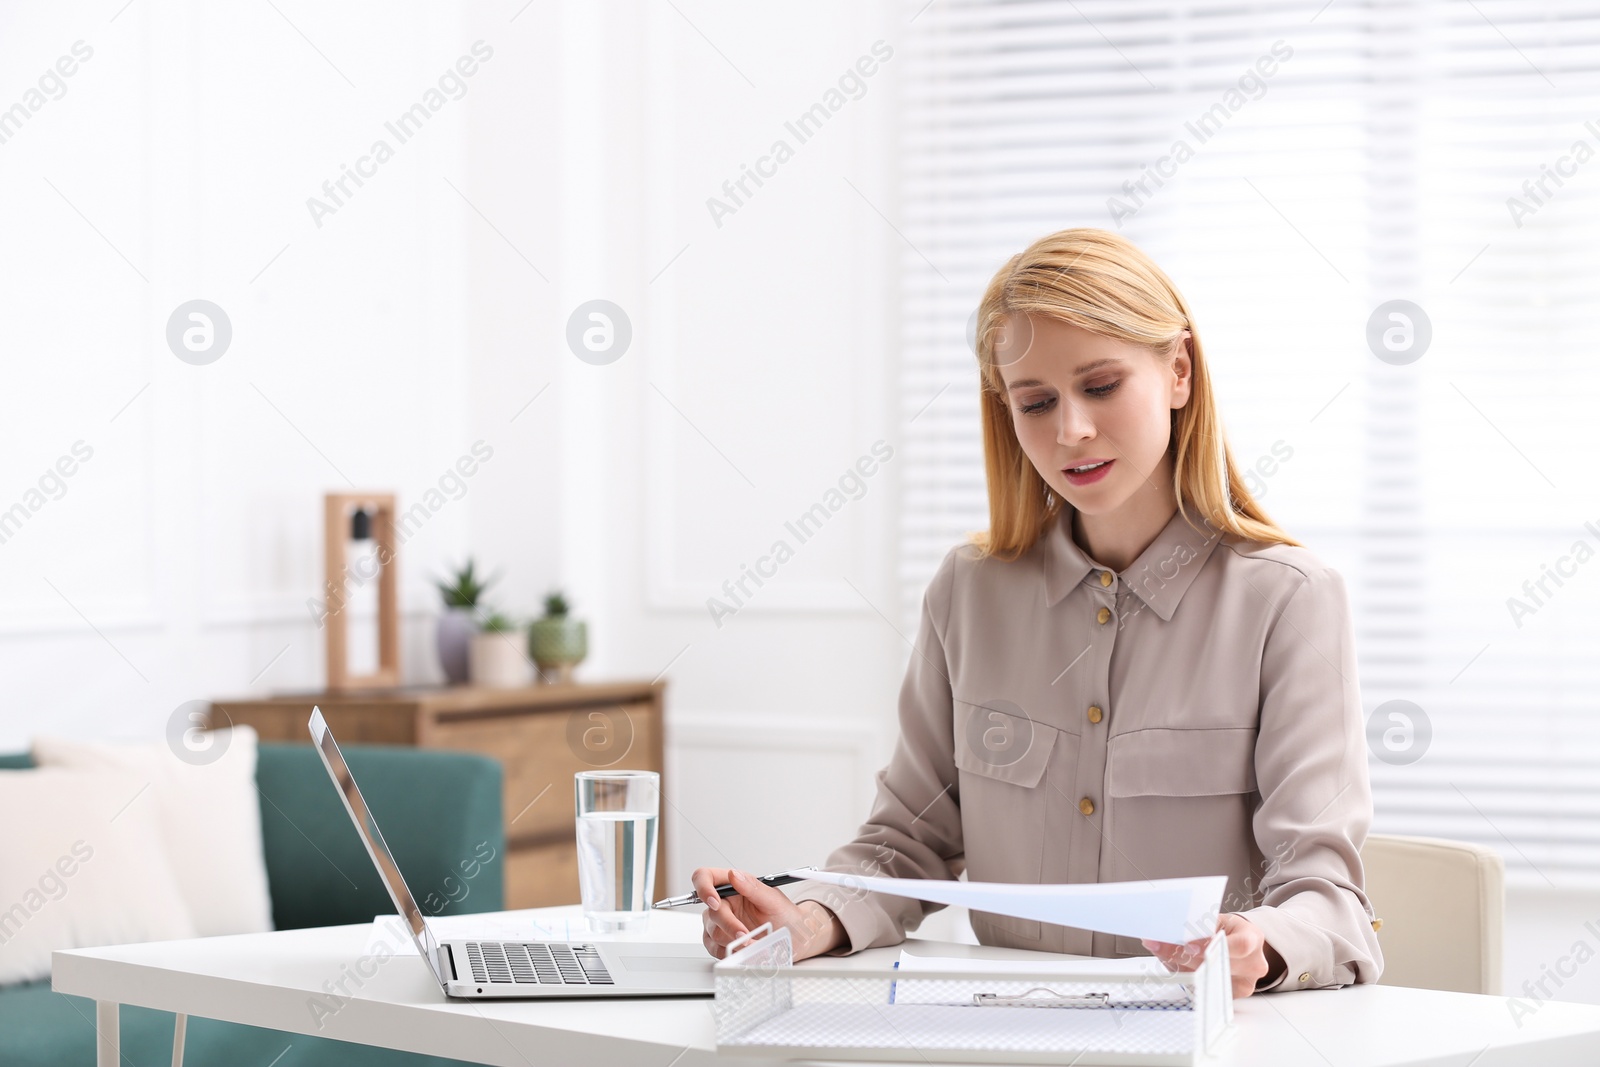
323, 492, 401, 690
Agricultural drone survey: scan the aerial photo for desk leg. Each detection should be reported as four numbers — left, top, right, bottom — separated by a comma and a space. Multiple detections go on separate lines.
95, 1001, 118, 1067
171, 1013, 188, 1067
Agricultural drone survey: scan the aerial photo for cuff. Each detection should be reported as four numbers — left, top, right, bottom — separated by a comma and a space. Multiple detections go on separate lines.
1239, 905, 1344, 992
783, 880, 884, 957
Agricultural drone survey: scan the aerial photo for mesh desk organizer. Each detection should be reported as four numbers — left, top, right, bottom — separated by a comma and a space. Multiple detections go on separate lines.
712, 923, 1234, 1065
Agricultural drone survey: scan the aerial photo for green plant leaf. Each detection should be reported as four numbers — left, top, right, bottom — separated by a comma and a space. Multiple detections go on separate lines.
437, 557, 497, 607
478, 610, 517, 633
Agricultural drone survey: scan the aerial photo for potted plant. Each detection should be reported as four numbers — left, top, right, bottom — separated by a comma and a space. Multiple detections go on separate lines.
527, 591, 587, 684
435, 560, 495, 685
469, 611, 531, 689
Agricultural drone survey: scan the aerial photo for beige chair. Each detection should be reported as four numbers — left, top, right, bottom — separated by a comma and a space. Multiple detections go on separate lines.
1360, 833, 1504, 995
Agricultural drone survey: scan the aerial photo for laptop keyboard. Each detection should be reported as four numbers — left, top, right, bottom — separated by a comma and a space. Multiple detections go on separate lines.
462, 942, 614, 986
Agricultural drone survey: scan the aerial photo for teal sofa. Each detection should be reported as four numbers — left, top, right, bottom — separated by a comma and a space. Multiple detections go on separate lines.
0, 741, 504, 1067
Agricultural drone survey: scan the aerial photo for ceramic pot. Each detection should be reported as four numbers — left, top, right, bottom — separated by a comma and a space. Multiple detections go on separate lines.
528, 617, 587, 684
468, 631, 530, 688
436, 606, 476, 684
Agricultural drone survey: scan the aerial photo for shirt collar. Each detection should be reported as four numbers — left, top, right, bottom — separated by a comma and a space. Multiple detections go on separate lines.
1041, 502, 1225, 621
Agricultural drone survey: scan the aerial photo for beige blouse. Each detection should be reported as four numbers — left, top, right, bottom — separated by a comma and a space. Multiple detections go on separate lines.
787, 504, 1384, 992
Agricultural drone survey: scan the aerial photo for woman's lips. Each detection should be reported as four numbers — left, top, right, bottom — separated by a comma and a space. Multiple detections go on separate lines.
1063, 459, 1114, 486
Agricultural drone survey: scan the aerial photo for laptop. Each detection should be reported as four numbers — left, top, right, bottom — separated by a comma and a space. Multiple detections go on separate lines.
308, 708, 715, 998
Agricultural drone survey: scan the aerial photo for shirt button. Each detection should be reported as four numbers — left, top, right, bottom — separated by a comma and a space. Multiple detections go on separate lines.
1298, 972, 1312, 984
1096, 607, 1111, 625
1078, 797, 1095, 816
1099, 570, 1113, 587
1087, 705, 1104, 724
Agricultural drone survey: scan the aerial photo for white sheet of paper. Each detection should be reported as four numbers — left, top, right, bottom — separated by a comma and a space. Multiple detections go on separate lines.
796, 870, 1226, 944
894, 950, 1167, 977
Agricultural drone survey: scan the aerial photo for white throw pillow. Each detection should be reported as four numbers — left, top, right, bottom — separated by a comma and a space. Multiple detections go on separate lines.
0, 769, 198, 985
32, 726, 274, 938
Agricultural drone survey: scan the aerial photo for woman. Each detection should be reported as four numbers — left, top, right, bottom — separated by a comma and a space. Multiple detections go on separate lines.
692, 227, 1383, 997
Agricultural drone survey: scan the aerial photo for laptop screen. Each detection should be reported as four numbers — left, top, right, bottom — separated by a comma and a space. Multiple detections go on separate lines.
309, 708, 443, 986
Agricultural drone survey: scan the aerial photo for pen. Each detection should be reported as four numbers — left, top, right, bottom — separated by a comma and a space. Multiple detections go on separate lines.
652, 867, 818, 909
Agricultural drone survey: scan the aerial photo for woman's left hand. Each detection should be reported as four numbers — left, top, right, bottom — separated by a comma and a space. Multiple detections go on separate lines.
1141, 913, 1283, 998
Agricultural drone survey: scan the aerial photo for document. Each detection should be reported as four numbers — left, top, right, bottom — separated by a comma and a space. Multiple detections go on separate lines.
795, 870, 1225, 944
893, 950, 1167, 978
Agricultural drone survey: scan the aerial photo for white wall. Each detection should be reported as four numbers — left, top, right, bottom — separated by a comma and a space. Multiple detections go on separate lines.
1504, 887, 1600, 1008
0, 0, 905, 895
0, 1, 480, 742
458, 0, 909, 882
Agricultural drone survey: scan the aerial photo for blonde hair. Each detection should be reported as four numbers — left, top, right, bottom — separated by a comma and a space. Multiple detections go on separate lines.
970, 227, 1298, 560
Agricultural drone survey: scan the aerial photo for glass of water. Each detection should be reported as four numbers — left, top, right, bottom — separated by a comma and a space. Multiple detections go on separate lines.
574, 769, 660, 932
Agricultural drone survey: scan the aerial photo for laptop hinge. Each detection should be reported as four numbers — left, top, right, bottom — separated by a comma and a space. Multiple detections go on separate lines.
439, 943, 457, 981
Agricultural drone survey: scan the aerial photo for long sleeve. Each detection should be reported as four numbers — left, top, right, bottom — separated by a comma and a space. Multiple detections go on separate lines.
1238, 564, 1385, 990
783, 506, 1390, 981
784, 549, 965, 955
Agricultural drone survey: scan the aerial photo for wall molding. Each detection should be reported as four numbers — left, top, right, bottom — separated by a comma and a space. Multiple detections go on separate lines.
200, 592, 441, 628
666, 710, 881, 756
662, 709, 887, 883
640, 3, 877, 615
0, 608, 164, 638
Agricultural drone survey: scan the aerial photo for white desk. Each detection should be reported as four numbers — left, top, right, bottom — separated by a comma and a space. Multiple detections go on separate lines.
53, 905, 1600, 1067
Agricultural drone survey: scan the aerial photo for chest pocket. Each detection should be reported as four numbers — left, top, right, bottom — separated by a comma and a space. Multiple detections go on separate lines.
1106, 727, 1257, 798
953, 699, 1058, 787
952, 700, 1068, 945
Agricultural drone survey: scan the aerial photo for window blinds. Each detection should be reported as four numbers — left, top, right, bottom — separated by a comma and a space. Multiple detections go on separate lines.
897, 0, 1600, 884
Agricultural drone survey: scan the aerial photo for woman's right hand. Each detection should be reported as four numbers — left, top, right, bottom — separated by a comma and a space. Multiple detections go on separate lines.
692, 867, 845, 961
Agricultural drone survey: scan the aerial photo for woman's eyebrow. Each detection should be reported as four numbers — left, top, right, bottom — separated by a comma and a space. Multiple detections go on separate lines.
1004, 358, 1124, 391
1071, 357, 1123, 376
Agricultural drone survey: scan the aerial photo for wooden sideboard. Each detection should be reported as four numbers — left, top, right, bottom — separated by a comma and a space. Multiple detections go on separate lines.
207, 681, 667, 909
